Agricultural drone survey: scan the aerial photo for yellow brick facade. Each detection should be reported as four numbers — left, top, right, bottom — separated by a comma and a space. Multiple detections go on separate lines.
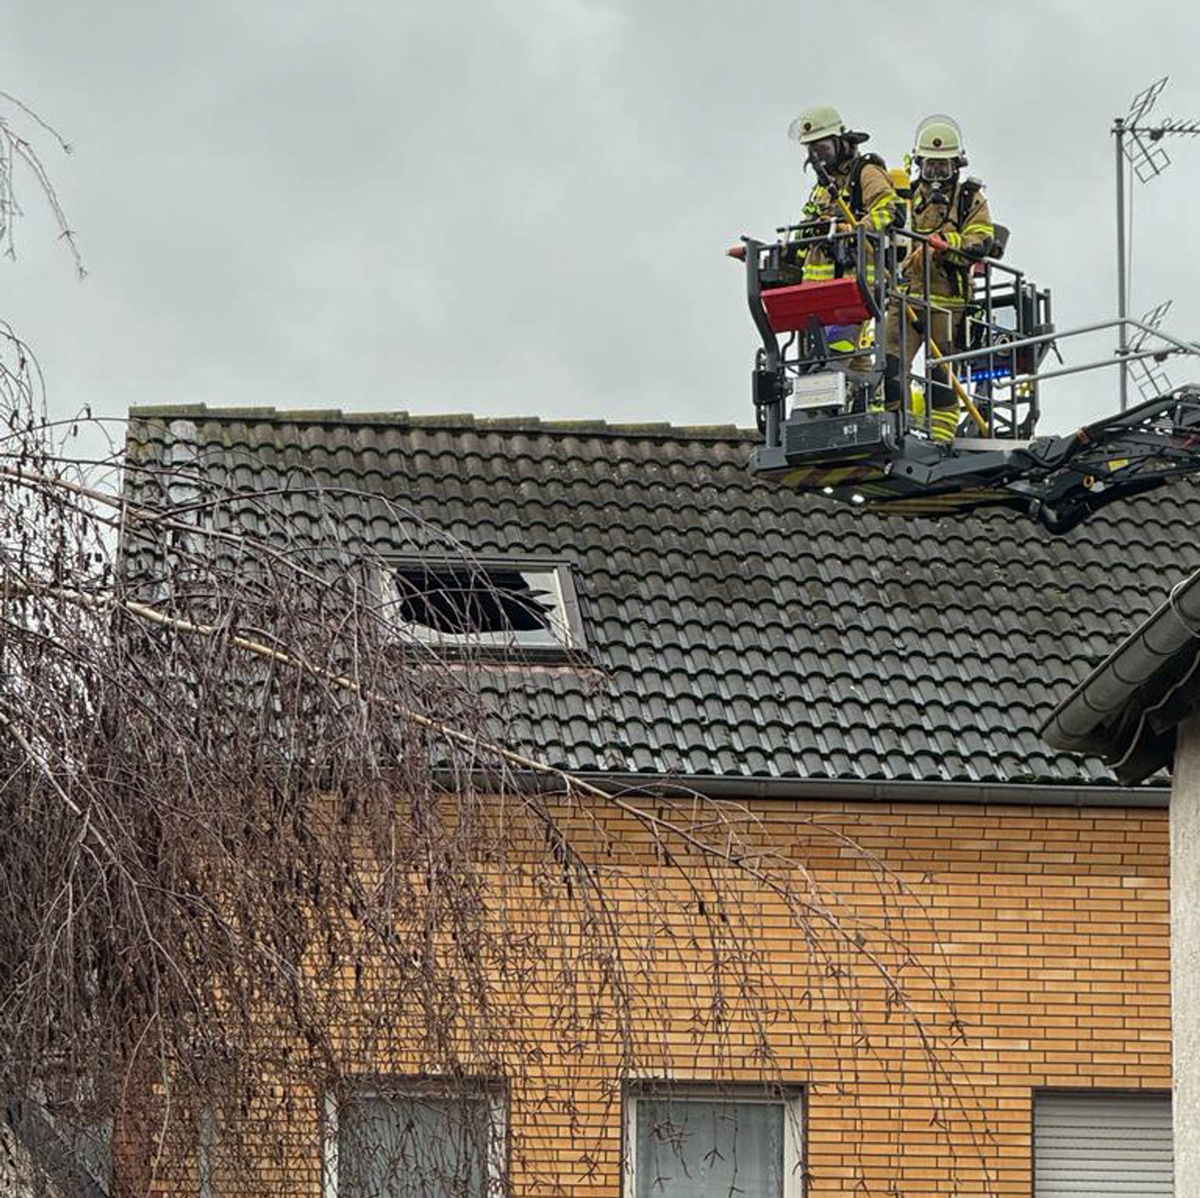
767, 799, 1171, 1195
133, 796, 1170, 1197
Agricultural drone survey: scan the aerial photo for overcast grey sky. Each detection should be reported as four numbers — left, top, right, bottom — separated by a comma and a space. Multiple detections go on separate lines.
6, 0, 1200, 444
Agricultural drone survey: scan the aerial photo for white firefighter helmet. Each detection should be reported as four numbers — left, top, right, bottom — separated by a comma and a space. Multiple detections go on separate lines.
913, 114, 965, 161
788, 105, 847, 145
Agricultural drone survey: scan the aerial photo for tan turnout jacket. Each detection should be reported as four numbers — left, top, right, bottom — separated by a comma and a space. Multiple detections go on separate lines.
797, 157, 897, 283
901, 178, 994, 308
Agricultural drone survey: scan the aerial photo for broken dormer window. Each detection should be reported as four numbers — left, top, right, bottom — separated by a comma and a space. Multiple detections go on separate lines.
384, 557, 584, 655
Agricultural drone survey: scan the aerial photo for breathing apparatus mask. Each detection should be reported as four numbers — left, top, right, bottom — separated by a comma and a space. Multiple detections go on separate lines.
806, 135, 843, 174
919, 157, 956, 184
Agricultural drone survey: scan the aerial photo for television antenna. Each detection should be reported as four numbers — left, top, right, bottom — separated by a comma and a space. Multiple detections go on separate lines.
1114, 77, 1200, 409
1127, 300, 1174, 402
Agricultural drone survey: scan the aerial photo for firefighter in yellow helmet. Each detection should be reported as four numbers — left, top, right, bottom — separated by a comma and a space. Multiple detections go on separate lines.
787, 105, 897, 356
883, 115, 995, 441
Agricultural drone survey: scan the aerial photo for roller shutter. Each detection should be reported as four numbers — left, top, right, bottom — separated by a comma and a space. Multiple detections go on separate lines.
1034, 1092, 1172, 1195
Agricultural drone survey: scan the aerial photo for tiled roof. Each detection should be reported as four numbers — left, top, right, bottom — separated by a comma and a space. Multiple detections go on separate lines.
123, 405, 1200, 788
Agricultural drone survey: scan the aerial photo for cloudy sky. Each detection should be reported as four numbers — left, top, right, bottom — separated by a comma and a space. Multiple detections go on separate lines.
6, 0, 1200, 450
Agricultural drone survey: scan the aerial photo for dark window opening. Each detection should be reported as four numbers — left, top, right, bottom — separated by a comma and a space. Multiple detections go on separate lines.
393, 566, 556, 636
384, 558, 587, 655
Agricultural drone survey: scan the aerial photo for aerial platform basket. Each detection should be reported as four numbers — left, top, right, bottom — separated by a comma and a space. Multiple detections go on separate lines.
736, 223, 1200, 532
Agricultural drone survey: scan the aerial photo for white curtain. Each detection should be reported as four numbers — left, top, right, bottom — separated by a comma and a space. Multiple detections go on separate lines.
339, 1094, 488, 1198
635, 1096, 784, 1198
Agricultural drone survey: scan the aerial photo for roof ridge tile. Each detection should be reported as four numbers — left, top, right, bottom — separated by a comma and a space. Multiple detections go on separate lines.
127, 405, 758, 441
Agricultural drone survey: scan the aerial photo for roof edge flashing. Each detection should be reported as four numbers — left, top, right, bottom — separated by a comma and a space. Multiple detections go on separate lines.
1042, 566, 1200, 753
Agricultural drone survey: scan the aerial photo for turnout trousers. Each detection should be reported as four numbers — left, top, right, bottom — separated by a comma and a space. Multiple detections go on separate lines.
883, 300, 963, 442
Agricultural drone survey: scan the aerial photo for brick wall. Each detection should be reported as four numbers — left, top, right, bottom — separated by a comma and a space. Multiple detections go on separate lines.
138, 797, 1170, 1197
510, 797, 1171, 1196
771, 800, 1170, 1195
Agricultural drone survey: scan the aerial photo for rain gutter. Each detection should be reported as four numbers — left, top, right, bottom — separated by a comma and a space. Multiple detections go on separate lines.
496, 771, 1168, 809
1041, 566, 1200, 762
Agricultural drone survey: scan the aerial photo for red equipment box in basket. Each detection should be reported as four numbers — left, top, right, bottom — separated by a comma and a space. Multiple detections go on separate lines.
761, 278, 872, 332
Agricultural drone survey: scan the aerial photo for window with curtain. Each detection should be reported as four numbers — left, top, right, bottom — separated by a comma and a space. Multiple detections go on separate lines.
326, 1083, 506, 1198
627, 1086, 803, 1198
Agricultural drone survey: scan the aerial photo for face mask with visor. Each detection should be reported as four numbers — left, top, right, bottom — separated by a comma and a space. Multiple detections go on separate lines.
807, 137, 841, 172
919, 157, 955, 183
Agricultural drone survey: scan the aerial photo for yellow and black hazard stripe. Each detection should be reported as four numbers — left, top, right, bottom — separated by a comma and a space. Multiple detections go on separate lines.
780, 461, 889, 490
865, 487, 1014, 516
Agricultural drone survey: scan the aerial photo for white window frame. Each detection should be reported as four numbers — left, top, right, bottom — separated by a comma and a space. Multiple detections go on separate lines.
322, 1080, 508, 1198
380, 556, 585, 656
624, 1082, 804, 1198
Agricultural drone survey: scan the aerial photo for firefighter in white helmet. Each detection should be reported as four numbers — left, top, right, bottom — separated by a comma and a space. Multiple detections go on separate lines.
728, 105, 897, 360
786, 105, 897, 356
883, 115, 995, 441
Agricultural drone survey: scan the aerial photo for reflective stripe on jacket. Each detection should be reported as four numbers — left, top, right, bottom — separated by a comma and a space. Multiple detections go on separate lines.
900, 179, 994, 309
794, 158, 896, 285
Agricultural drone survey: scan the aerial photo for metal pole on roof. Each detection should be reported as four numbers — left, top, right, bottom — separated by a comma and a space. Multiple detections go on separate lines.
1112, 77, 1200, 410
1115, 116, 1128, 412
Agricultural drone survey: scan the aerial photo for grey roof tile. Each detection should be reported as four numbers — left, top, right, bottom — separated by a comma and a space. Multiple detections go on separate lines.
123, 406, 1200, 788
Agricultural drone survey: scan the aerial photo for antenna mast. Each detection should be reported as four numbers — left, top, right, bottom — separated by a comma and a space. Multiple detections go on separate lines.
1113, 77, 1200, 409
